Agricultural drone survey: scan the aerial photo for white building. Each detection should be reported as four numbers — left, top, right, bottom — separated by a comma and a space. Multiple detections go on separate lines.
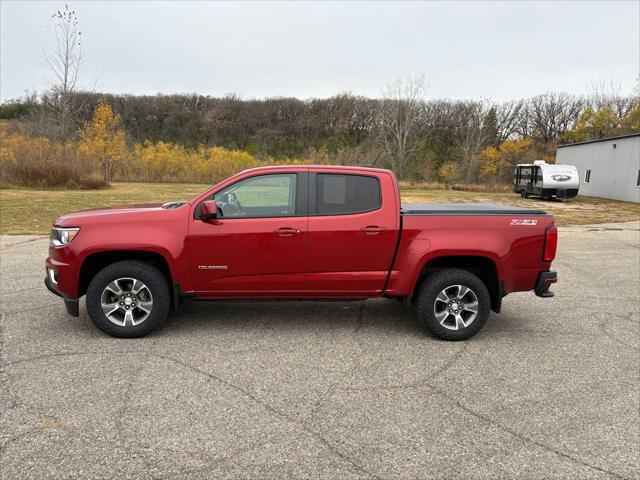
555, 134, 640, 203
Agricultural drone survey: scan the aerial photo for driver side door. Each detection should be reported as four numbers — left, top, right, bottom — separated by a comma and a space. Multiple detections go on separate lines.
187, 171, 308, 297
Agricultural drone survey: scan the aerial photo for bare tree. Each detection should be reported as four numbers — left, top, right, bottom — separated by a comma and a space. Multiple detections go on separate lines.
43, 4, 82, 141
377, 76, 428, 179
494, 100, 524, 143
588, 79, 634, 117
456, 101, 491, 182
527, 93, 583, 143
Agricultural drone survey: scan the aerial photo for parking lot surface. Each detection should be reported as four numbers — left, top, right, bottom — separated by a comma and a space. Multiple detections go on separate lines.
1, 222, 638, 479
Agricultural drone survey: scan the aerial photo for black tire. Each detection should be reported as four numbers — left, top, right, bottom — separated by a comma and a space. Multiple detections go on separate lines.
415, 268, 491, 341
86, 260, 170, 338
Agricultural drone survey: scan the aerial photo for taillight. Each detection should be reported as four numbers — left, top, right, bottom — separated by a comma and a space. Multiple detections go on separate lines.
543, 225, 558, 262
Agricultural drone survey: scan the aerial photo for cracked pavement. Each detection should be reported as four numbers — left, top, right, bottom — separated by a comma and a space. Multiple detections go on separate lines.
1, 222, 638, 479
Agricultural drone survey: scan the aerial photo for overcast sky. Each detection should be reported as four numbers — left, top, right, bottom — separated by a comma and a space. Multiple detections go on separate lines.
1, 1, 638, 102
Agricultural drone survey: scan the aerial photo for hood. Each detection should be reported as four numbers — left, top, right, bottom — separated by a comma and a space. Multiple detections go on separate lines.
54, 201, 184, 226
78, 203, 164, 213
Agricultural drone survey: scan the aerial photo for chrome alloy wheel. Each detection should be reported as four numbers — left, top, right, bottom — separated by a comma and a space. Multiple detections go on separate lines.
100, 277, 153, 327
433, 284, 479, 331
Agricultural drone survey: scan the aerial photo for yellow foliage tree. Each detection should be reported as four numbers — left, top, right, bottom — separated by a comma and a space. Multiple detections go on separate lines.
438, 162, 461, 187
477, 146, 499, 179
562, 107, 620, 143
125, 141, 261, 183
476, 138, 534, 184
78, 102, 127, 183
563, 105, 640, 143
621, 107, 640, 132
2, 115, 299, 187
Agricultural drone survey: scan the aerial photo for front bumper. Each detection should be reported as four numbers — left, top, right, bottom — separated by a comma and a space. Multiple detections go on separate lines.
44, 276, 63, 297
45, 247, 80, 315
534, 271, 557, 298
44, 276, 79, 316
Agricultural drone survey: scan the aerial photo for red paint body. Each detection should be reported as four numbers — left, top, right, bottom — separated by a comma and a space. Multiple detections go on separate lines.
46, 166, 556, 305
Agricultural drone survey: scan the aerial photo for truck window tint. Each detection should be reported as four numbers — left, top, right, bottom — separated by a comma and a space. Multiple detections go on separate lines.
214, 173, 296, 218
316, 174, 381, 215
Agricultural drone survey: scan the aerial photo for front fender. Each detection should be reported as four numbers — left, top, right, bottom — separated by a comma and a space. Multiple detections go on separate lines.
47, 209, 190, 298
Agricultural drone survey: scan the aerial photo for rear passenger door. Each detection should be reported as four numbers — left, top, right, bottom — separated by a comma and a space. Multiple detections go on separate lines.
306, 171, 399, 295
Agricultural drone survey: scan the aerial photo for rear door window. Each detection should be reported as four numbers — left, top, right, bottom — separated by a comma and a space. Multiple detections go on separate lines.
315, 174, 381, 215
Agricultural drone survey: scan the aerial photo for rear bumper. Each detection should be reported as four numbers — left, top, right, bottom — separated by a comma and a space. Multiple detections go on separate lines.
44, 277, 79, 316
534, 271, 557, 298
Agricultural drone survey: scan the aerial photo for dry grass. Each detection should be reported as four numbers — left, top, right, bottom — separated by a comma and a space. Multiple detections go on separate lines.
1, 182, 638, 235
0, 182, 209, 235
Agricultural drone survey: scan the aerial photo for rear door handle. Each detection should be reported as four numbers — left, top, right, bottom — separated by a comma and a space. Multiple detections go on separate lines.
273, 227, 300, 237
360, 226, 387, 235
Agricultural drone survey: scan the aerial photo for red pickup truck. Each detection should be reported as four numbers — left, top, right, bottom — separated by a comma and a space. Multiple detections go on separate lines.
45, 165, 557, 340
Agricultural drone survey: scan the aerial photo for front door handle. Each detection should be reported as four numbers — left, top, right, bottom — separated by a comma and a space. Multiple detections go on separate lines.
360, 226, 387, 235
273, 227, 300, 237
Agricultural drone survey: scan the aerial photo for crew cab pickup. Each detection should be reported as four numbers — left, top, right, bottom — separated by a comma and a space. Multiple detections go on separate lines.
45, 165, 557, 340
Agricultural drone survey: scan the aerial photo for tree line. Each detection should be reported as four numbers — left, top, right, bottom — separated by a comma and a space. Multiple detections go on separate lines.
2, 80, 637, 185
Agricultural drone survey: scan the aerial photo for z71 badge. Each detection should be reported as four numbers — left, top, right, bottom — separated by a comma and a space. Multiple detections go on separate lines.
510, 219, 538, 225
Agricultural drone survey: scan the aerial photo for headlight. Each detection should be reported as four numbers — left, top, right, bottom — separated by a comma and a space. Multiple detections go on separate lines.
50, 227, 80, 247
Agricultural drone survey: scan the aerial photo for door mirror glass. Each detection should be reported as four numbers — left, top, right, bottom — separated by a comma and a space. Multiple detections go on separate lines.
201, 200, 218, 220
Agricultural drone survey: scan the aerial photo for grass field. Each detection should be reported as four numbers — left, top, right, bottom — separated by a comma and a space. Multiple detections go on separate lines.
1, 182, 639, 234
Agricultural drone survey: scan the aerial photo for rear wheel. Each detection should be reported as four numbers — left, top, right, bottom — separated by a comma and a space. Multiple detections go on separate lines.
415, 269, 491, 341
86, 261, 170, 338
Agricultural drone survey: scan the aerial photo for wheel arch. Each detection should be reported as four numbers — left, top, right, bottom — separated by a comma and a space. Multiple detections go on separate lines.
78, 250, 174, 299
414, 255, 502, 313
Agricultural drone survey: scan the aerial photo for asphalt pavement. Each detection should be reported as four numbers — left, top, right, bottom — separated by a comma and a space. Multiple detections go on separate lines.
1, 222, 638, 479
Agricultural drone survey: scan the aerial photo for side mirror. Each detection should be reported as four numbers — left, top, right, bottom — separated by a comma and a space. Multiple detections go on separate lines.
201, 200, 218, 221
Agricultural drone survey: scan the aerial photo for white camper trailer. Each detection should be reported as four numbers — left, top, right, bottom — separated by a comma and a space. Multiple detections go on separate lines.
513, 160, 579, 200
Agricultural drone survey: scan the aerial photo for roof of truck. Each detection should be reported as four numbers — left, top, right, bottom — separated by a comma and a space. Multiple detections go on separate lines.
240, 165, 394, 175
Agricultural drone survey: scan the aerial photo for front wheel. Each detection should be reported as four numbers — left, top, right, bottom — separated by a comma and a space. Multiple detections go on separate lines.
86, 260, 170, 338
415, 269, 491, 341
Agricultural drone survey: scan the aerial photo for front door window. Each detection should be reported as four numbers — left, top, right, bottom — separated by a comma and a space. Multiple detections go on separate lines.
214, 173, 297, 218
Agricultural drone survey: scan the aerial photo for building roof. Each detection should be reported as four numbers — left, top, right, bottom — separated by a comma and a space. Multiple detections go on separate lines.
557, 133, 640, 149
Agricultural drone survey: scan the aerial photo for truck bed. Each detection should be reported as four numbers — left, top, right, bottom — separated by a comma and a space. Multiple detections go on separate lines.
401, 202, 547, 216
